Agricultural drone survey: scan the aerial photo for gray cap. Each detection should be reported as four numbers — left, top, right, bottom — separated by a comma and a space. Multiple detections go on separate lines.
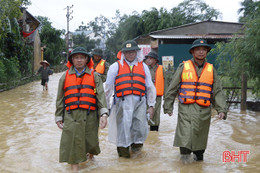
145, 52, 159, 62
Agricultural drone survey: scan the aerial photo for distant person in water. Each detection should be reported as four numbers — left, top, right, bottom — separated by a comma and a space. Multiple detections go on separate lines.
37, 60, 53, 90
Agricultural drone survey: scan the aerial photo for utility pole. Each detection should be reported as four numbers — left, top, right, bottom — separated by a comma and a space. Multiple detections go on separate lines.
65, 5, 73, 61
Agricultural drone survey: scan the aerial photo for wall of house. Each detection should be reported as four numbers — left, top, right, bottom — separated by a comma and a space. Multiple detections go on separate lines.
33, 30, 42, 73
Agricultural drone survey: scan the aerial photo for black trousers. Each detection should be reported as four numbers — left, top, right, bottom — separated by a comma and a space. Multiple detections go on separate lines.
150, 126, 159, 131
180, 147, 205, 161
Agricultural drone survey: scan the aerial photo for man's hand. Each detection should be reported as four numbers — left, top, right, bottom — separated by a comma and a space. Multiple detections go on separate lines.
100, 114, 108, 129
218, 112, 226, 120
56, 121, 63, 129
147, 106, 154, 119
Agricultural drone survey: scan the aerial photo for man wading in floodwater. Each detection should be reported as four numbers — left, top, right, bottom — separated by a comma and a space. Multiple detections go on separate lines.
55, 47, 108, 171
163, 39, 227, 163
105, 40, 156, 158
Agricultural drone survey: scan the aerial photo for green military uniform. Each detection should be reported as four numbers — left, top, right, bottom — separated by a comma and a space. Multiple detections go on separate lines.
93, 58, 109, 83
55, 66, 108, 164
163, 58, 227, 151
148, 65, 168, 128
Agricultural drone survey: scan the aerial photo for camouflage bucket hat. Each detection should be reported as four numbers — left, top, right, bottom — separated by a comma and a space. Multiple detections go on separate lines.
145, 52, 159, 62
121, 40, 141, 52
68, 47, 90, 62
92, 48, 103, 57
189, 39, 211, 54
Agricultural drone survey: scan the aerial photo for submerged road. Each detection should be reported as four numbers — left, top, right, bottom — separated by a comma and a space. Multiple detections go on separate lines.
0, 72, 259, 173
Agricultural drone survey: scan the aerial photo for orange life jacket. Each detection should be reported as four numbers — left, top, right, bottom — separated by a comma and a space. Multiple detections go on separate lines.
64, 70, 97, 112
154, 64, 164, 96
115, 60, 146, 98
179, 60, 213, 107
95, 59, 106, 74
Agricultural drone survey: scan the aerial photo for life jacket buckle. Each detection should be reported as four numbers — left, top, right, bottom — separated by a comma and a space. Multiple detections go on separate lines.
122, 92, 125, 101
68, 106, 71, 114
87, 106, 91, 115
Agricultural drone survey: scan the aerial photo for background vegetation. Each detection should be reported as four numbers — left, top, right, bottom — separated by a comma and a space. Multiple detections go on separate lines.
212, 0, 260, 98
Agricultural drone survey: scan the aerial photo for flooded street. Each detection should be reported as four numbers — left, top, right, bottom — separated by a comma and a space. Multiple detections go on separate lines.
0, 72, 259, 173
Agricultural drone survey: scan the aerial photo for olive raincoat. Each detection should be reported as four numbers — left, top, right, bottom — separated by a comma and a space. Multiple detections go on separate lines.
55, 66, 108, 164
148, 65, 168, 126
163, 58, 227, 151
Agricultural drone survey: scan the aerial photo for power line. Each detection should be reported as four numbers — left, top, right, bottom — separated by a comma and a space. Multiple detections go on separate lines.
28, 2, 65, 29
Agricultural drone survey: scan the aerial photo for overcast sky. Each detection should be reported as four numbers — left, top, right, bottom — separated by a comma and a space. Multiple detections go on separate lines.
26, 0, 243, 31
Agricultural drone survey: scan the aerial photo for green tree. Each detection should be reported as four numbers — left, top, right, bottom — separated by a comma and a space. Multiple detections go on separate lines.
238, 0, 260, 22
213, 0, 260, 96
72, 33, 97, 52
73, 23, 101, 52
37, 16, 66, 65
86, 15, 111, 39
157, 7, 173, 30
105, 0, 221, 59
174, 0, 221, 23
0, 0, 22, 44
0, 0, 35, 84
141, 8, 160, 33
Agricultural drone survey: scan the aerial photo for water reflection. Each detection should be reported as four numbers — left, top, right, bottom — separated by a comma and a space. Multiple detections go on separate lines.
0, 72, 259, 173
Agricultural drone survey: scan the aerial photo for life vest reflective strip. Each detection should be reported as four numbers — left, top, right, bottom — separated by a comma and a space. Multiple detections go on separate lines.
115, 60, 146, 97
64, 70, 97, 111
179, 60, 213, 107
95, 59, 105, 74
155, 65, 164, 96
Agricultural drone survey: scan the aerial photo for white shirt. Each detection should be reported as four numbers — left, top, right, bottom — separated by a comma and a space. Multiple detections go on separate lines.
105, 58, 156, 109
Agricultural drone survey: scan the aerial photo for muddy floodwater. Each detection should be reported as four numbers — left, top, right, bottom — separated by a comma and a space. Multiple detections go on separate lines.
0, 72, 259, 173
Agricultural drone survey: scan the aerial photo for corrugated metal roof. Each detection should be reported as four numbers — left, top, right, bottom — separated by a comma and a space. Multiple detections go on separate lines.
150, 34, 243, 39
150, 21, 244, 35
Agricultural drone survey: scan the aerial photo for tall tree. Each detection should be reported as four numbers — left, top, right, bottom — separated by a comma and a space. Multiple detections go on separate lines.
141, 8, 160, 33
72, 33, 97, 52
213, 0, 260, 96
37, 16, 66, 65
0, 0, 22, 42
105, 0, 221, 58
174, 0, 221, 23
238, 0, 260, 22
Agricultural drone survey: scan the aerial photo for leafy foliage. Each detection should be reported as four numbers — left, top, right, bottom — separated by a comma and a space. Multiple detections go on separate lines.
36, 16, 66, 65
72, 33, 97, 52
105, 0, 221, 59
213, 0, 260, 96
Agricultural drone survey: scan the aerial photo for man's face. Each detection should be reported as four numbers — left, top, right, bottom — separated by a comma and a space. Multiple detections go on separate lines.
145, 57, 157, 66
124, 50, 137, 62
93, 55, 102, 62
72, 53, 88, 70
191, 46, 208, 61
